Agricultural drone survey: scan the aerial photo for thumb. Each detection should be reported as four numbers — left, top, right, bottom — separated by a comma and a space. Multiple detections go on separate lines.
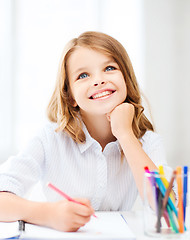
74, 198, 91, 207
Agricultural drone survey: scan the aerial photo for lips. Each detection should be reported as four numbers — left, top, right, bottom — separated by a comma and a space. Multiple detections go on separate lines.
89, 90, 116, 99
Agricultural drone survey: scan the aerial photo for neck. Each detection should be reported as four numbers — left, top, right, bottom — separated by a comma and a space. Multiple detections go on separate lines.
81, 113, 116, 150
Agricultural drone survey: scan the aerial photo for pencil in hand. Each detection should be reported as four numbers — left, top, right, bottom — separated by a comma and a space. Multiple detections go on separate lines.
47, 182, 97, 218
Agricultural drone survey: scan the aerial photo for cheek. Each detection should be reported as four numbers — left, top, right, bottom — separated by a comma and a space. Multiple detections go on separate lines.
121, 88, 127, 103
72, 85, 86, 104
124, 84, 127, 97
120, 78, 127, 98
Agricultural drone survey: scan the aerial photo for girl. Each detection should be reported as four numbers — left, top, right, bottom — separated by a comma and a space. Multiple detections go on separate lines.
0, 31, 172, 232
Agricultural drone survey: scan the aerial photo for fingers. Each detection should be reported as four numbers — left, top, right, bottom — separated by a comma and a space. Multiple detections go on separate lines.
71, 198, 95, 217
72, 214, 91, 227
75, 198, 91, 206
49, 199, 94, 232
64, 214, 91, 232
106, 102, 135, 138
63, 200, 93, 231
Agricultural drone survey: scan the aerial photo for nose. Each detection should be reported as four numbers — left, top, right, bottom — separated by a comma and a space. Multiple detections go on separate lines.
92, 72, 107, 87
93, 81, 105, 87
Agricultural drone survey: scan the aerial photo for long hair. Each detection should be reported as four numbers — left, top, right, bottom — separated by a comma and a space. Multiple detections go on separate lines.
47, 31, 154, 142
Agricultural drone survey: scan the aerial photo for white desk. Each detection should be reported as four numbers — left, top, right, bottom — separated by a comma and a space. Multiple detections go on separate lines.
123, 210, 189, 240
0, 210, 189, 239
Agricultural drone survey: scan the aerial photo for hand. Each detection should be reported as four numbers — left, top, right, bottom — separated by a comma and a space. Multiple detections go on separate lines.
107, 103, 135, 140
47, 198, 94, 232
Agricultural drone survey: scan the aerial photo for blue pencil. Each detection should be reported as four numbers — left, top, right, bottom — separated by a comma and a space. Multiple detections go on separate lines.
183, 166, 188, 222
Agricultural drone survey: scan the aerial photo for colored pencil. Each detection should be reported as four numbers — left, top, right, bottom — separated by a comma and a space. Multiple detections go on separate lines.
153, 171, 178, 217
183, 166, 188, 222
176, 167, 184, 233
158, 165, 175, 203
47, 182, 97, 218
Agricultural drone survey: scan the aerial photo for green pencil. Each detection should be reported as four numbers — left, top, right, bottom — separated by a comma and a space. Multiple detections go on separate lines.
166, 205, 179, 233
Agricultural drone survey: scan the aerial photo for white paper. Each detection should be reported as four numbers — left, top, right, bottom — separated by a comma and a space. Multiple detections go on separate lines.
0, 221, 20, 239
0, 212, 136, 239
22, 212, 135, 239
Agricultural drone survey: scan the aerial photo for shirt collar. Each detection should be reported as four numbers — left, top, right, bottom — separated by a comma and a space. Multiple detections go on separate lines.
77, 123, 96, 153
77, 122, 121, 154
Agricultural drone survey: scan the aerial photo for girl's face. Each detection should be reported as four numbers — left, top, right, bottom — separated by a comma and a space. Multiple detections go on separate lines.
68, 47, 127, 117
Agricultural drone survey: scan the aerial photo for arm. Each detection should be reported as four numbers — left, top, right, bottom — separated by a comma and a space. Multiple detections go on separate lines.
0, 192, 94, 232
107, 103, 158, 200
0, 127, 94, 231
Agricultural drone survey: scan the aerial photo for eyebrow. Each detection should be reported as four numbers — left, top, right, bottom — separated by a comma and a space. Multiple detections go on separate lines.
72, 60, 117, 76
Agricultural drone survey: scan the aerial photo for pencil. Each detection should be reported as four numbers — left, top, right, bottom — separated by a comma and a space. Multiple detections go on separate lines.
144, 167, 170, 228
176, 166, 184, 233
144, 167, 159, 214
183, 166, 188, 222
157, 170, 176, 229
156, 189, 162, 233
47, 182, 97, 218
166, 205, 179, 233
161, 170, 176, 213
153, 171, 178, 217
158, 165, 175, 203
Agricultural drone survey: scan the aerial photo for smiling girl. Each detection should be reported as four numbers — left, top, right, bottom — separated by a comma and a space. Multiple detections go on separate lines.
0, 31, 173, 232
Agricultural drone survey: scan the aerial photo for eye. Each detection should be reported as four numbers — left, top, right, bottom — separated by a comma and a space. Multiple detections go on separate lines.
105, 66, 116, 72
78, 72, 89, 80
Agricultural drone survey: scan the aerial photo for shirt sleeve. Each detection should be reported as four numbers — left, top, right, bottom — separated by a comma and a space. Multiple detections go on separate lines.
0, 133, 45, 197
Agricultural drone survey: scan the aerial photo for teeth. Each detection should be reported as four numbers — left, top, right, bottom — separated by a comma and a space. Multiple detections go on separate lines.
92, 90, 113, 99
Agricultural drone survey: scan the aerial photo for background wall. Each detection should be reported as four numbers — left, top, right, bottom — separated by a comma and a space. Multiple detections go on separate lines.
0, 0, 190, 169
143, 0, 190, 168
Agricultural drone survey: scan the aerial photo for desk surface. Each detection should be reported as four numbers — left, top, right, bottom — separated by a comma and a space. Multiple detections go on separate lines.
123, 210, 189, 240
0, 210, 189, 240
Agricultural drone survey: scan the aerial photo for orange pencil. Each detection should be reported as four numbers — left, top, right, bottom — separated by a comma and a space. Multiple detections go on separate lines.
176, 166, 184, 233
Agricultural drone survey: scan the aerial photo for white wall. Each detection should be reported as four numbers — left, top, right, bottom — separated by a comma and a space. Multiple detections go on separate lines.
0, 0, 101, 160
1, 0, 190, 169
0, 0, 144, 162
0, 0, 13, 160
143, 0, 190, 168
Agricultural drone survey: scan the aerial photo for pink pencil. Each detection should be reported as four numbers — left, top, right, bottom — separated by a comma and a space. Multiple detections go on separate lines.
47, 182, 97, 218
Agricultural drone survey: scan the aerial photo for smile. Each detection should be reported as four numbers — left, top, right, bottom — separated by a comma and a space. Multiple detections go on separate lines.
90, 90, 115, 100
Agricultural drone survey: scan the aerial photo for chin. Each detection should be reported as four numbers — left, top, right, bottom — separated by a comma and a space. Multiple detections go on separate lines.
105, 103, 121, 113
99, 106, 117, 115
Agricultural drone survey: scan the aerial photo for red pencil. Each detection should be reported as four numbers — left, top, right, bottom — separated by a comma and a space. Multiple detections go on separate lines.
47, 182, 97, 218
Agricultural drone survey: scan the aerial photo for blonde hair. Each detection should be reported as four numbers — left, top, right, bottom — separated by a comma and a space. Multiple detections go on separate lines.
47, 31, 154, 143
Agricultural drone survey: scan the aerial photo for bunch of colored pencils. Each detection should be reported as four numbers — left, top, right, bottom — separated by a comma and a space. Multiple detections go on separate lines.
144, 165, 188, 234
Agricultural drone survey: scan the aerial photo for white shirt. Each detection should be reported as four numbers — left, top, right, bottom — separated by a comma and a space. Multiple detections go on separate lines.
0, 122, 172, 210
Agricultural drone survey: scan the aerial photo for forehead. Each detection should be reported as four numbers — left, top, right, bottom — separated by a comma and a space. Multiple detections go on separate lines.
67, 47, 114, 72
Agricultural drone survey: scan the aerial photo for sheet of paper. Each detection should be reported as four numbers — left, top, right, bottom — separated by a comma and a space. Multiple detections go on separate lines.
0, 221, 20, 239
21, 212, 136, 239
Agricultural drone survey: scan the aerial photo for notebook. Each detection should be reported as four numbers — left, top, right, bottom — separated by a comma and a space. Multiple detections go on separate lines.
0, 212, 136, 239
0, 220, 21, 239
